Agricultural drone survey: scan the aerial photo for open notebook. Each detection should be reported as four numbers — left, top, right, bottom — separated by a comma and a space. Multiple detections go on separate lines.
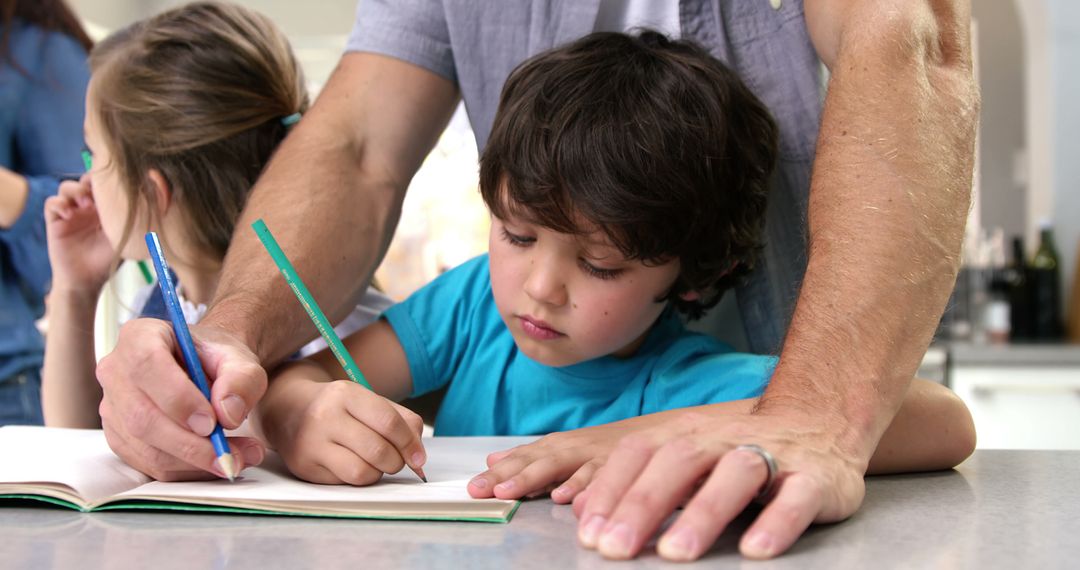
0, 426, 526, 523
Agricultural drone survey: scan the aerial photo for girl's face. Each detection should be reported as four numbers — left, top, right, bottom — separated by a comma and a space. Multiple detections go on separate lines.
84, 81, 150, 260
488, 212, 682, 367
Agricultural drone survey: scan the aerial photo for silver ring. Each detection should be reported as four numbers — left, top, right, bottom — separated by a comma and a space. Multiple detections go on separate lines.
735, 444, 778, 500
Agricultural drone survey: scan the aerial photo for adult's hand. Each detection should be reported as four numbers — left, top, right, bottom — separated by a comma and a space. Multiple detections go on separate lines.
96, 319, 269, 480
573, 410, 866, 561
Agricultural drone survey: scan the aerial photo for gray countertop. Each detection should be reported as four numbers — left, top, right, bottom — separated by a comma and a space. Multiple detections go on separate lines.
1, 450, 1077, 569
932, 341, 1080, 367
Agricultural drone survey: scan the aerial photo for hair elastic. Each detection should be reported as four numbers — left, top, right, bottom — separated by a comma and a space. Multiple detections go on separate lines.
281, 112, 302, 127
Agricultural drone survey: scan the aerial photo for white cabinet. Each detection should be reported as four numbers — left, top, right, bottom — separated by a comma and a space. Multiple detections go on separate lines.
951, 365, 1080, 450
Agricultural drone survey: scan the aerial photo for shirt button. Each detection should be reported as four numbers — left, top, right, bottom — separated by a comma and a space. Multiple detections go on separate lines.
770, 0, 782, 9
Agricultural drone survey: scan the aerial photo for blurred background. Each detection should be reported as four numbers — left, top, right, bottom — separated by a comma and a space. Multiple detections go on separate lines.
66, 0, 1080, 450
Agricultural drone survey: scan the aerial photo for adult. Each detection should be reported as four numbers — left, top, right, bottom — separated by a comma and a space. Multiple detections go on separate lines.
95, 0, 978, 561
0, 0, 91, 425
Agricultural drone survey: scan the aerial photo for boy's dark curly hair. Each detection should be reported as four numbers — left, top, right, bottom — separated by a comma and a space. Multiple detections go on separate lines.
480, 30, 778, 319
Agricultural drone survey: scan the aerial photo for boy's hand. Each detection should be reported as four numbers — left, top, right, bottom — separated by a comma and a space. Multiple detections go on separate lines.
274, 379, 426, 485
467, 419, 664, 502
44, 175, 114, 293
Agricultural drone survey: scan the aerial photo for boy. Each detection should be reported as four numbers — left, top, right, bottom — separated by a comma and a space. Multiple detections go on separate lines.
252, 31, 974, 496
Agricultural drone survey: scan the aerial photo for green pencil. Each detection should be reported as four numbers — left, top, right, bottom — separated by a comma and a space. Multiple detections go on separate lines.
252, 218, 426, 482
252, 218, 373, 390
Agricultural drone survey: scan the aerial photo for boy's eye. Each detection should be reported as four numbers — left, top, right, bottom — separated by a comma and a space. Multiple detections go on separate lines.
580, 259, 623, 281
500, 227, 534, 247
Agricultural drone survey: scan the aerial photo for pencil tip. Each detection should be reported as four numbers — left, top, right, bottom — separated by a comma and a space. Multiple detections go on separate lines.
415, 467, 428, 483
218, 454, 238, 482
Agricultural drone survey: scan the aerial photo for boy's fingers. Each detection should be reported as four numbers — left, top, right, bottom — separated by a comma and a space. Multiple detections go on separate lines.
331, 414, 407, 475
551, 460, 602, 504
319, 442, 384, 486
485, 447, 516, 467
468, 452, 530, 497
343, 387, 427, 471
491, 454, 578, 499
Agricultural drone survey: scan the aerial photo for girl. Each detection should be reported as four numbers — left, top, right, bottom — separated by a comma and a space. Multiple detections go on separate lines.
41, 1, 392, 428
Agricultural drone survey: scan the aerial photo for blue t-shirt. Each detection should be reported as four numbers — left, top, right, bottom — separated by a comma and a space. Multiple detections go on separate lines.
383, 255, 777, 436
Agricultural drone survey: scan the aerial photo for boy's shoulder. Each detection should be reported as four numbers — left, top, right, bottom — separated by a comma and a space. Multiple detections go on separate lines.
649, 318, 778, 382
384, 253, 498, 333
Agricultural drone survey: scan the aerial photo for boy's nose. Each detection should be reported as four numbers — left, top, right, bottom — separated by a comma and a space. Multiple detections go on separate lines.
523, 264, 568, 307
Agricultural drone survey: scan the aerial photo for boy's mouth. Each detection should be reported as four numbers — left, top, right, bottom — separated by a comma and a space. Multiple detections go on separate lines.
518, 315, 565, 340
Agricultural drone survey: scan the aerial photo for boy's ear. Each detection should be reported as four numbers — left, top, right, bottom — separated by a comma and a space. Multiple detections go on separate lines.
146, 169, 172, 217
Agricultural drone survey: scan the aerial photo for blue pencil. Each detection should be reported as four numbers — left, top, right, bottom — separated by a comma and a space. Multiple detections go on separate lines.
144, 232, 237, 481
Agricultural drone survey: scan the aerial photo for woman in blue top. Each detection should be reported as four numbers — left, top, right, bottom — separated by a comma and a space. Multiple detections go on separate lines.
0, 0, 90, 425
254, 31, 974, 501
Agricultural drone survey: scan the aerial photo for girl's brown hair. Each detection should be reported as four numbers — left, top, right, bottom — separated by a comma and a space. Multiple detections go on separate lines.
89, 1, 308, 267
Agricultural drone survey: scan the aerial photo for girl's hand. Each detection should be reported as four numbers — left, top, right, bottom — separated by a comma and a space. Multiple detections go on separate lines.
44, 176, 115, 294
272, 378, 427, 486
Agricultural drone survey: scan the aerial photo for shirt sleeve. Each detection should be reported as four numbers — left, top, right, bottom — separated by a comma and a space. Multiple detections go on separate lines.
382, 256, 494, 397
345, 0, 457, 84
643, 338, 778, 414
2, 30, 89, 299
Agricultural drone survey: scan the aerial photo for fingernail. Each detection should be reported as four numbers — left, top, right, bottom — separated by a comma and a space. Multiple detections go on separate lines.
658, 528, 699, 561
494, 480, 515, 494
578, 515, 606, 548
742, 531, 776, 559
469, 476, 488, 490
551, 486, 569, 500
221, 395, 246, 426
598, 522, 636, 559
241, 445, 264, 467
187, 412, 214, 436
411, 451, 426, 467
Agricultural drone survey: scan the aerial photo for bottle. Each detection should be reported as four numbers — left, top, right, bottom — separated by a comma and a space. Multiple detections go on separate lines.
1007, 236, 1031, 341
1030, 220, 1063, 341
984, 277, 1011, 345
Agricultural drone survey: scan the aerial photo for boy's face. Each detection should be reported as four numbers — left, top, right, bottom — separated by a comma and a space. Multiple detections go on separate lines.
488, 212, 681, 367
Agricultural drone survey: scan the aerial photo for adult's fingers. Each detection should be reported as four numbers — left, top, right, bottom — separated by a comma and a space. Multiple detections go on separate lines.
99, 386, 232, 478
593, 439, 721, 560
738, 472, 823, 559
654, 446, 772, 561
100, 398, 223, 481
199, 328, 268, 430
576, 436, 658, 549
98, 319, 217, 436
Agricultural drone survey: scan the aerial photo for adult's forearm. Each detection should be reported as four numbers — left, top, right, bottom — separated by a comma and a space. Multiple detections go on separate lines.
200, 53, 459, 365
201, 117, 401, 364
0, 167, 29, 228
761, 0, 980, 463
